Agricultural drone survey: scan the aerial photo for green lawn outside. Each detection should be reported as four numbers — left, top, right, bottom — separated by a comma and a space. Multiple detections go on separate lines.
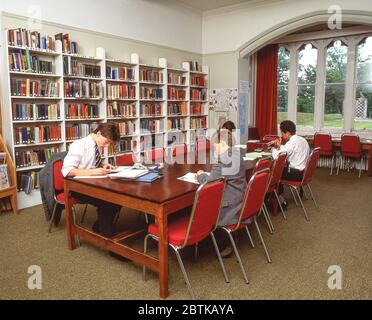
277, 112, 372, 129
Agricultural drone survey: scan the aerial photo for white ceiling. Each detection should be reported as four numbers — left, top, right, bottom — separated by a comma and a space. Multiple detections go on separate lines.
175, 0, 254, 11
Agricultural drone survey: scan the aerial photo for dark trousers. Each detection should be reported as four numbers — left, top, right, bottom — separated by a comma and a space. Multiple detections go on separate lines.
279, 166, 304, 194
72, 192, 121, 237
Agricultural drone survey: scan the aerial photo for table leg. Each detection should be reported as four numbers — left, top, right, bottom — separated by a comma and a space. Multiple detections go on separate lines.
64, 181, 77, 250
157, 207, 169, 299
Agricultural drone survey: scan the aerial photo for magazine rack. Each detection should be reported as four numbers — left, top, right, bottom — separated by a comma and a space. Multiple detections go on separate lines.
0, 134, 17, 214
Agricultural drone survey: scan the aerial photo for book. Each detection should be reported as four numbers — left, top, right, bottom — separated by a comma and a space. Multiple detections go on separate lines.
135, 172, 163, 183
108, 168, 148, 180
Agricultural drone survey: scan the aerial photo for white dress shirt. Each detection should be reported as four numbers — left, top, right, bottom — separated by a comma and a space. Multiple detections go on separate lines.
62, 135, 99, 177
272, 134, 310, 171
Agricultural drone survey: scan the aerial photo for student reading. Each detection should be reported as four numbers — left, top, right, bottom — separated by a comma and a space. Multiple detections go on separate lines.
62, 123, 125, 260
272, 120, 310, 189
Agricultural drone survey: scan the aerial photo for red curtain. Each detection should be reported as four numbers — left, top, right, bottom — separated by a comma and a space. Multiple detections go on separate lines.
255, 44, 278, 140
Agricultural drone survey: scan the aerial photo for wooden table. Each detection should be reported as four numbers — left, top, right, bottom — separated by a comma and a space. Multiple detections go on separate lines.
304, 136, 372, 177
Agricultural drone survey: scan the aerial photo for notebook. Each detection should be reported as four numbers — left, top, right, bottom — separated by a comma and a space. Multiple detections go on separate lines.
135, 172, 163, 183
108, 168, 148, 180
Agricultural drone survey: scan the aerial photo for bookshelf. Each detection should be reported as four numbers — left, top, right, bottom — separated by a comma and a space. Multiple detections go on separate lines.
1, 29, 209, 209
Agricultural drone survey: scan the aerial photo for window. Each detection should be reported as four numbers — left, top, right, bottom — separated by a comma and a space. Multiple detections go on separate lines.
297, 44, 317, 127
324, 40, 348, 128
277, 47, 290, 124
355, 36, 372, 130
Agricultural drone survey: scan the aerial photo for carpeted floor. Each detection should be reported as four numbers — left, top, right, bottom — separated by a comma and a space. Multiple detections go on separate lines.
0, 168, 371, 300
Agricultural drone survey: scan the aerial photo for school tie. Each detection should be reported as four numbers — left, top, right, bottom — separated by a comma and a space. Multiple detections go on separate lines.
94, 144, 102, 168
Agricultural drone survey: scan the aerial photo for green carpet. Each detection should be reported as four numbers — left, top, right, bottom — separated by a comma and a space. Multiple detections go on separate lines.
0, 168, 371, 300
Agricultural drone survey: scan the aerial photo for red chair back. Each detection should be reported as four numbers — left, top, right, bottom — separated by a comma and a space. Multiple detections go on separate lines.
269, 152, 287, 190
263, 135, 279, 143
115, 152, 135, 166
341, 134, 361, 156
53, 160, 64, 194
302, 148, 320, 186
254, 157, 273, 174
147, 148, 164, 162
314, 132, 333, 155
238, 169, 271, 226
182, 179, 225, 247
196, 138, 210, 153
172, 144, 188, 157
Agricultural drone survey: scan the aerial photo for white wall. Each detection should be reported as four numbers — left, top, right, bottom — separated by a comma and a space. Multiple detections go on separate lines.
203, 0, 372, 54
0, 0, 202, 54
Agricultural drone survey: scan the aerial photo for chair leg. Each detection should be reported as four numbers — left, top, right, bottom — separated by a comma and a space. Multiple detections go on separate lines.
254, 217, 272, 263
142, 234, 152, 281
194, 242, 199, 261
294, 187, 310, 221
245, 226, 255, 248
302, 187, 309, 200
359, 157, 363, 178
263, 203, 274, 233
48, 203, 58, 233
307, 184, 320, 212
274, 189, 287, 220
260, 207, 273, 235
330, 155, 335, 175
80, 204, 88, 223
336, 156, 341, 175
173, 247, 196, 300
210, 232, 229, 283
225, 229, 249, 284
289, 186, 299, 207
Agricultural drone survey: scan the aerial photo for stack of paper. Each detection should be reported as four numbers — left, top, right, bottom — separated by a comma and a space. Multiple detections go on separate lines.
108, 168, 148, 180
178, 172, 199, 185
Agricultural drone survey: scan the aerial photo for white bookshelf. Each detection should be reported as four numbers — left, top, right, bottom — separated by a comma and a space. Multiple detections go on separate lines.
1, 29, 209, 209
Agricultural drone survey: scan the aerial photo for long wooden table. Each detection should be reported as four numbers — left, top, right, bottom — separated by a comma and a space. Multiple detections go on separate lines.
304, 136, 372, 177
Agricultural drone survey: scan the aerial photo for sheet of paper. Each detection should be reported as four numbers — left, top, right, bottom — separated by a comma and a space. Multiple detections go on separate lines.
178, 172, 199, 185
110, 166, 133, 173
74, 175, 108, 179
108, 169, 148, 179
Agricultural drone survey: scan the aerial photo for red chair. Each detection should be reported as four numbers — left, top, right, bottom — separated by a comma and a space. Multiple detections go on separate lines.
263, 135, 279, 143
172, 144, 188, 157
266, 152, 288, 220
146, 148, 164, 163
251, 157, 275, 233
115, 152, 135, 166
281, 148, 320, 221
196, 138, 210, 153
314, 132, 335, 175
48, 160, 80, 238
220, 169, 272, 283
143, 179, 228, 299
337, 134, 365, 178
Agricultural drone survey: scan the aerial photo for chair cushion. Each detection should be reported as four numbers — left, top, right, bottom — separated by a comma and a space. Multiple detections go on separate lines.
56, 193, 79, 205
148, 214, 211, 247
281, 180, 302, 187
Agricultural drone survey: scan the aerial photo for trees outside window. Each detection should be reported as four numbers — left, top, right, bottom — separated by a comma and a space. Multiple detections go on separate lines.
277, 47, 290, 124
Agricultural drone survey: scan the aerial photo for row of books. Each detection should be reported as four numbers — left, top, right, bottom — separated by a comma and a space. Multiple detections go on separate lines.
141, 103, 163, 116
65, 103, 99, 119
140, 88, 163, 100
107, 102, 136, 118
118, 121, 136, 136
190, 117, 207, 130
8, 28, 55, 51
64, 80, 102, 98
168, 102, 187, 116
15, 147, 60, 168
63, 56, 101, 78
186, 61, 201, 72
14, 125, 62, 145
12, 103, 60, 121
168, 73, 186, 86
106, 66, 135, 81
191, 75, 207, 87
116, 139, 134, 155
140, 119, 164, 134
66, 123, 99, 141
107, 84, 136, 99
167, 119, 186, 131
190, 89, 207, 101
17, 171, 40, 194
9, 50, 53, 74
190, 103, 204, 116
55, 33, 78, 54
11, 79, 59, 97
168, 88, 186, 100
140, 69, 163, 83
